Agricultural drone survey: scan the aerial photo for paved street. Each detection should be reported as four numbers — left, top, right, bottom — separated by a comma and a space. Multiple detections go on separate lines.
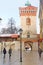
0, 50, 43, 65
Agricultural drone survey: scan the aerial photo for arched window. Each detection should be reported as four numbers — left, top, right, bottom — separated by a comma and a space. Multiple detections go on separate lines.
26, 18, 31, 25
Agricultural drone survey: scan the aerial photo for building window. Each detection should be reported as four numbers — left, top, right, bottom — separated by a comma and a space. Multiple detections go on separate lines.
26, 18, 31, 25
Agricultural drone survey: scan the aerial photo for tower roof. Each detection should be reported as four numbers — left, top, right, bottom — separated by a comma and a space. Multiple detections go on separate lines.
25, 0, 31, 6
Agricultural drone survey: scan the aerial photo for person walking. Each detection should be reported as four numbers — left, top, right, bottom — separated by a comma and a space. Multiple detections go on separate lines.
3, 47, 7, 58
8, 47, 12, 59
38, 39, 43, 58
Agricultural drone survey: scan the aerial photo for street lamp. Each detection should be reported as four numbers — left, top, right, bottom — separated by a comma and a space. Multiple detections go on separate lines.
19, 28, 23, 62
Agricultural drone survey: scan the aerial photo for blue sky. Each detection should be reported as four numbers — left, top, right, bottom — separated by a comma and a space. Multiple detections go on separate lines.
0, 0, 39, 29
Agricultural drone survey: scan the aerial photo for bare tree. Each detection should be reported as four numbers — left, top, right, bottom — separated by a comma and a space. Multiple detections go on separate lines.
7, 17, 17, 34
1, 17, 18, 34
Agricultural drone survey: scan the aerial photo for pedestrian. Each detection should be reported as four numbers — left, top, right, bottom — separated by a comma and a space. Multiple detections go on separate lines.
8, 47, 12, 59
38, 39, 43, 58
3, 47, 6, 58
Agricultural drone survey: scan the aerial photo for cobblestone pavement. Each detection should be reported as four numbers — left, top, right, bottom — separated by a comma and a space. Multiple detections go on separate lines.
0, 50, 43, 65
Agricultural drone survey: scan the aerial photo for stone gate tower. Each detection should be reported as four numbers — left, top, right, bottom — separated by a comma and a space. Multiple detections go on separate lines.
19, 3, 37, 38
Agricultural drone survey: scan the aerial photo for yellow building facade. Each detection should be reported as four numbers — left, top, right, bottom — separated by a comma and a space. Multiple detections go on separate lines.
39, 0, 43, 38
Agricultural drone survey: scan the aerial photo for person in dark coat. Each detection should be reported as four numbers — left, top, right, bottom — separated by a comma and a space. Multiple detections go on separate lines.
8, 47, 12, 59
38, 39, 43, 58
3, 48, 6, 58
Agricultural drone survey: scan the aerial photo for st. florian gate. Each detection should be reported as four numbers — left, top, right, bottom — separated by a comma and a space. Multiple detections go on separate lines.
22, 37, 39, 51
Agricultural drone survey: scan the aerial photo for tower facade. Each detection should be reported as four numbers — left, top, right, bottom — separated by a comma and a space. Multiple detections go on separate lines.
19, 6, 37, 37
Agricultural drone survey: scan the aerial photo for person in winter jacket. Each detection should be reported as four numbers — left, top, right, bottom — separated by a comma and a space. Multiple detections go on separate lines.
3, 47, 6, 58
8, 47, 12, 59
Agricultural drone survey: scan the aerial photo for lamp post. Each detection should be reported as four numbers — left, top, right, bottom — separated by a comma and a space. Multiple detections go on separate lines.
19, 28, 23, 62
